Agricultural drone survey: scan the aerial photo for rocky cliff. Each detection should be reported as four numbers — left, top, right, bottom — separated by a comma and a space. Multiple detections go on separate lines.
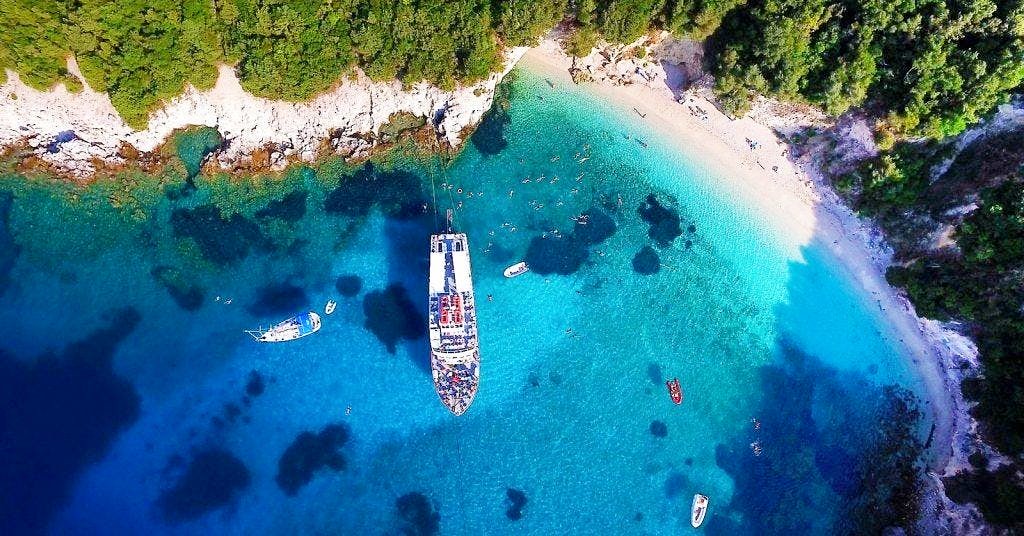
0, 47, 528, 178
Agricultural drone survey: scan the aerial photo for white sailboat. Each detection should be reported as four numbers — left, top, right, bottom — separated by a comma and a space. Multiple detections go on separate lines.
246, 312, 321, 342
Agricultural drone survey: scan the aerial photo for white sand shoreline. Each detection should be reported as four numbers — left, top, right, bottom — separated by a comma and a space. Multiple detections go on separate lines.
518, 43, 961, 472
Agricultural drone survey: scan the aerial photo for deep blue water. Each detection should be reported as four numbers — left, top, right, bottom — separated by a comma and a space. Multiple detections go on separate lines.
0, 69, 930, 535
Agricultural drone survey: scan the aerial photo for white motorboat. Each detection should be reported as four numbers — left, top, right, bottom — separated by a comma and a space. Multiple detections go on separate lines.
503, 261, 529, 278
325, 300, 337, 315
691, 494, 708, 528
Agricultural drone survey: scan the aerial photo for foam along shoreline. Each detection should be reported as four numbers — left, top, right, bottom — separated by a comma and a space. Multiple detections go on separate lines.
518, 41, 962, 473
0, 47, 528, 178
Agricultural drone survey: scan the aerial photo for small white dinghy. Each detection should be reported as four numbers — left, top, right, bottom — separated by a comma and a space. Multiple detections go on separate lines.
691, 494, 709, 528
503, 261, 529, 278
325, 300, 337, 315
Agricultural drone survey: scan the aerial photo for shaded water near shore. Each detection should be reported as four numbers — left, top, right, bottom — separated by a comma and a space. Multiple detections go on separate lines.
0, 69, 931, 534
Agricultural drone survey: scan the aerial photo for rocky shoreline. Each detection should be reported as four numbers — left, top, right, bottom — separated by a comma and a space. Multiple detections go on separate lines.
1, 47, 528, 179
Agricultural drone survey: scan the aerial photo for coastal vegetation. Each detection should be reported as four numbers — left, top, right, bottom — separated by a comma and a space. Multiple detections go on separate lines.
1, 0, 553, 127
707, 0, 1024, 138
837, 127, 1024, 531
4, 0, 1020, 138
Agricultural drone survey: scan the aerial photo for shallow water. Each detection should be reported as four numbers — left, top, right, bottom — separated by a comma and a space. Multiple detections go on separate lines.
0, 69, 930, 535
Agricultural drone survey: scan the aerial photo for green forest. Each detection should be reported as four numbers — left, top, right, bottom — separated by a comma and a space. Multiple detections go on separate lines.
840, 128, 1024, 530
5, 0, 1021, 136
1, 0, 1022, 529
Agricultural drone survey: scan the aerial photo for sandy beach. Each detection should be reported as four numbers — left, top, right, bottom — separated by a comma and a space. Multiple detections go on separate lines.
518, 43, 960, 473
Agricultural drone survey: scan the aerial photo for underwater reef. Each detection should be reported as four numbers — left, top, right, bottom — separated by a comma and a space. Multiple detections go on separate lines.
395, 492, 440, 536
363, 284, 426, 353
158, 448, 251, 523
276, 423, 351, 496
504, 488, 527, 520
0, 309, 142, 534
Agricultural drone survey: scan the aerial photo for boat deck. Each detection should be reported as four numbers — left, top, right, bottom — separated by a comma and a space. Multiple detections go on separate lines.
428, 233, 479, 415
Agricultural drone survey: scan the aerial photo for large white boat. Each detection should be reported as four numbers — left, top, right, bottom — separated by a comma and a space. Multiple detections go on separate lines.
428, 212, 480, 416
246, 311, 321, 342
691, 493, 709, 528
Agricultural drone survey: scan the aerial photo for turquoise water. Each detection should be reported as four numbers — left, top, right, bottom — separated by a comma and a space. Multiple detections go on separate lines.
0, 69, 929, 535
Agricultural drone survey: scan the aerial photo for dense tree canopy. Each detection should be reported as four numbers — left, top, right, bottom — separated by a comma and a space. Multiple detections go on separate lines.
709, 0, 1024, 137
2, 0, 1021, 136
0, 0, 523, 127
838, 127, 1024, 531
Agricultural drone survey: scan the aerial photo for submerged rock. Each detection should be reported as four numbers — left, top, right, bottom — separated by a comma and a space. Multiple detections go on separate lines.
637, 194, 682, 247
276, 424, 350, 496
0, 308, 142, 535
248, 282, 309, 317
647, 363, 663, 385
573, 208, 616, 246
323, 163, 427, 220
664, 471, 689, 498
396, 492, 440, 536
524, 234, 588, 275
505, 488, 528, 520
470, 94, 510, 155
151, 266, 204, 311
363, 284, 426, 353
175, 127, 223, 178
650, 420, 668, 438
632, 246, 660, 275
0, 191, 19, 295
245, 371, 265, 397
171, 205, 268, 265
158, 448, 251, 523
323, 163, 378, 217
335, 274, 363, 297
255, 191, 308, 222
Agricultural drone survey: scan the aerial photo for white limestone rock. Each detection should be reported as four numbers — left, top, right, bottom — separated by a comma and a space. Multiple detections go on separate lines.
1, 48, 528, 178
